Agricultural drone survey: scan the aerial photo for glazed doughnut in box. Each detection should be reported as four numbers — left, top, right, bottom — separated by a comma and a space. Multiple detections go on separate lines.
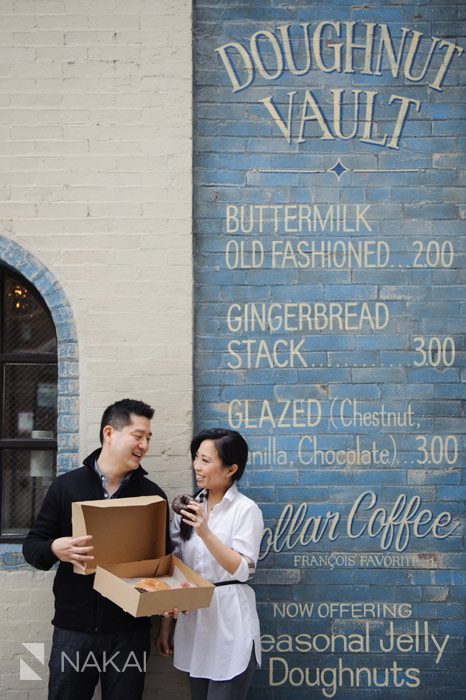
71, 495, 214, 616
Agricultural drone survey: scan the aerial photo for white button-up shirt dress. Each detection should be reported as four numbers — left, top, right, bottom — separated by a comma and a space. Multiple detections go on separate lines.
171, 483, 264, 681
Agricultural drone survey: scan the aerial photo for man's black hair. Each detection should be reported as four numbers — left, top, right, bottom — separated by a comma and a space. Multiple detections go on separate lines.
99, 398, 154, 444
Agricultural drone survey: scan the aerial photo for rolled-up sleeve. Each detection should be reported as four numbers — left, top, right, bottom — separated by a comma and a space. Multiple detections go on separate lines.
231, 502, 264, 581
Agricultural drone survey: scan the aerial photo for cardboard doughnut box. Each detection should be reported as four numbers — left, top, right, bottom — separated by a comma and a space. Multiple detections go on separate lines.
72, 495, 214, 616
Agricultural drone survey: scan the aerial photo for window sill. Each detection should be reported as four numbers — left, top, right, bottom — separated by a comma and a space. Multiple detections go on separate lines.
0, 544, 29, 570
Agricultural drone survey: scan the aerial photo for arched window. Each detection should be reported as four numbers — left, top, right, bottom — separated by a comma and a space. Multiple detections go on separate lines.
0, 264, 58, 542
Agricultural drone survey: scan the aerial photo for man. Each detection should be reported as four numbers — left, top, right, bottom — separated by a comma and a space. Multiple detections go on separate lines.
23, 398, 171, 700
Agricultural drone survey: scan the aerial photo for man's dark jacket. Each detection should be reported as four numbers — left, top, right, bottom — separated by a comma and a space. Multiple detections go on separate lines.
22, 448, 171, 633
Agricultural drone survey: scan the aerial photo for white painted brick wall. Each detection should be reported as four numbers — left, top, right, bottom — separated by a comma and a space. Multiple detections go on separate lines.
0, 0, 193, 696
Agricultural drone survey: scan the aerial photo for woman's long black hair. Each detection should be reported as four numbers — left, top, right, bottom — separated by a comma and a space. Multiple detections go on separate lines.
179, 428, 248, 541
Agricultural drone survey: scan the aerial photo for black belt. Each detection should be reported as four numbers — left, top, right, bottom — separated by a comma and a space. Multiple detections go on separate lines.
214, 580, 247, 587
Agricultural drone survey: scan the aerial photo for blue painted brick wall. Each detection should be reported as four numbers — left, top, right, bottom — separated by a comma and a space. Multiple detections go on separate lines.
194, 1, 465, 697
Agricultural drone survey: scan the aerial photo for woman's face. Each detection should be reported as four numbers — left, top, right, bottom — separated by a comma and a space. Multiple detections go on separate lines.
193, 439, 237, 494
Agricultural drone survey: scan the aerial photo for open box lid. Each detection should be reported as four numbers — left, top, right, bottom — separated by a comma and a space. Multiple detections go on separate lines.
72, 495, 166, 575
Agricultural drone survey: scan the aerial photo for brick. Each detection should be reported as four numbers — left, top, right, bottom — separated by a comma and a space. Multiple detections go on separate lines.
0, 15, 35, 30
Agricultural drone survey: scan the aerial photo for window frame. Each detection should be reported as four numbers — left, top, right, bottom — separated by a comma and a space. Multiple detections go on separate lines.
0, 265, 58, 543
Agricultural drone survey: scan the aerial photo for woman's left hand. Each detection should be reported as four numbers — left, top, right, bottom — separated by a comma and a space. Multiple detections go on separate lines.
181, 501, 209, 537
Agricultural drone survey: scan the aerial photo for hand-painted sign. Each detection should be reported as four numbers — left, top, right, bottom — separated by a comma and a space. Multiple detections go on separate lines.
194, 1, 465, 697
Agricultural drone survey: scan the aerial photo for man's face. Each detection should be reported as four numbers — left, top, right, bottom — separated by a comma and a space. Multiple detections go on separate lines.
104, 414, 152, 472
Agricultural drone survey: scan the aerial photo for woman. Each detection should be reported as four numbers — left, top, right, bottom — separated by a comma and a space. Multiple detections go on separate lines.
157, 428, 264, 700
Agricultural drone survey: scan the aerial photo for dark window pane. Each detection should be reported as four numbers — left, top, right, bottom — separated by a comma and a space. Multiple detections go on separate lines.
3, 276, 57, 353
0, 266, 58, 541
4, 364, 57, 438
1, 449, 56, 536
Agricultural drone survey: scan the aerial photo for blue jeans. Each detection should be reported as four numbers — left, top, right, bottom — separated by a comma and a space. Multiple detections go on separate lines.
48, 626, 150, 700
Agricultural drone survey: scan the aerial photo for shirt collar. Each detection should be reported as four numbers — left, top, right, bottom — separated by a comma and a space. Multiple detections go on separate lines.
93, 460, 131, 498
200, 483, 238, 512
221, 481, 239, 504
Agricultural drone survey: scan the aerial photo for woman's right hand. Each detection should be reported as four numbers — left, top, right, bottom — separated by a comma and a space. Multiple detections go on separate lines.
156, 617, 174, 657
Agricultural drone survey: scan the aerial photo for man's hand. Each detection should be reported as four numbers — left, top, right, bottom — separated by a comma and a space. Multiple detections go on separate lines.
51, 535, 94, 572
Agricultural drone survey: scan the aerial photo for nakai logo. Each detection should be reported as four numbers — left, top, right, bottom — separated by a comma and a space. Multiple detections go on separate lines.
20, 643, 45, 681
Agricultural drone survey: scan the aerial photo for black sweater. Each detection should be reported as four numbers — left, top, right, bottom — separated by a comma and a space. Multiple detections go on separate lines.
22, 449, 171, 633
